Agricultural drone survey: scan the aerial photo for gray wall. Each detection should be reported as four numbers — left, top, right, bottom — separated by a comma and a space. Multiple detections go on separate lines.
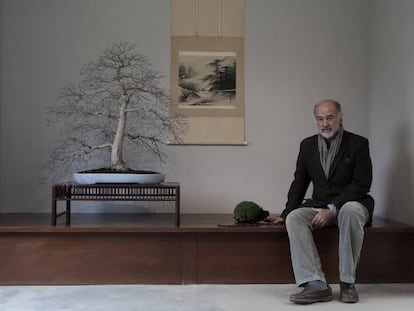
0, 0, 3, 213
368, 0, 414, 224
2, 0, 410, 224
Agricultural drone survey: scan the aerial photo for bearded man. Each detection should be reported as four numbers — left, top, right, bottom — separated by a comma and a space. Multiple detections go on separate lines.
271, 99, 374, 304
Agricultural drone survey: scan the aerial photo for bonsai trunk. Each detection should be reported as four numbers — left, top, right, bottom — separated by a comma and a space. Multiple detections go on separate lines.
110, 97, 128, 171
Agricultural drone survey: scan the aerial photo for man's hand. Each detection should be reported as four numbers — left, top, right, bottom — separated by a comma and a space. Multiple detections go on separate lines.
311, 208, 335, 228
268, 216, 285, 224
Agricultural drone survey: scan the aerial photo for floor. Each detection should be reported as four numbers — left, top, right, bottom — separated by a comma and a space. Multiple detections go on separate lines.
1, 283, 413, 311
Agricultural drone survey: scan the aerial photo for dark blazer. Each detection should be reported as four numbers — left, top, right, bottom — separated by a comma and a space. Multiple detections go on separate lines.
280, 130, 374, 224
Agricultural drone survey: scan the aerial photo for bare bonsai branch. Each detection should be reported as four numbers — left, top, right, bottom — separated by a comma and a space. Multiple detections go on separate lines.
47, 42, 187, 181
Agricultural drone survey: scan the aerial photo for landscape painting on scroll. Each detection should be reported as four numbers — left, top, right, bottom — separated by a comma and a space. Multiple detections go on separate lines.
178, 51, 236, 109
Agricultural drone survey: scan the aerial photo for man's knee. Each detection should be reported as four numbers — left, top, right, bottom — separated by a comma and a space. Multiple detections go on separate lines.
285, 208, 312, 230
338, 202, 368, 224
285, 209, 300, 231
339, 202, 358, 216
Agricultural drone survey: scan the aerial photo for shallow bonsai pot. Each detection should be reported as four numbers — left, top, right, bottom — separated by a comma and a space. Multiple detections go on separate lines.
73, 171, 165, 184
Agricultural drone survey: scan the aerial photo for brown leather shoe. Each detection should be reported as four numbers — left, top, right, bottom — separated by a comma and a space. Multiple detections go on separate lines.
340, 282, 359, 303
289, 283, 333, 304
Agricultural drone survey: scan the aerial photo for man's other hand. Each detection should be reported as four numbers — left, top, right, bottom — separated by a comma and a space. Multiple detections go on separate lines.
268, 216, 285, 224
311, 208, 335, 228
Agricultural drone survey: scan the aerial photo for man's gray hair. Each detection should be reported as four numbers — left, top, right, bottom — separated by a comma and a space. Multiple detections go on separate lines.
314, 99, 343, 119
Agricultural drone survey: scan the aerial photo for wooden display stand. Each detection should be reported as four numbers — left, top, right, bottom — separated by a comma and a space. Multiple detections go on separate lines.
51, 183, 180, 226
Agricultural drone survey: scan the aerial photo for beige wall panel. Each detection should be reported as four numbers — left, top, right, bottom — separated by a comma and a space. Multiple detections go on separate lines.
171, 0, 196, 36
198, 0, 219, 36
221, 0, 245, 37
178, 117, 246, 145
171, 0, 244, 37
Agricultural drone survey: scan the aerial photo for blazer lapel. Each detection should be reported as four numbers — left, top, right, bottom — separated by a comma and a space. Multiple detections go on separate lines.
311, 135, 327, 180
328, 131, 349, 180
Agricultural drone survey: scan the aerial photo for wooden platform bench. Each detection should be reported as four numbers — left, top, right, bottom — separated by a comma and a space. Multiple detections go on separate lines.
0, 213, 413, 285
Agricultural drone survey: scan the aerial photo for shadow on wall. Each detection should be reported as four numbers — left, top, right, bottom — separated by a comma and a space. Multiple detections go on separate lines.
384, 124, 414, 224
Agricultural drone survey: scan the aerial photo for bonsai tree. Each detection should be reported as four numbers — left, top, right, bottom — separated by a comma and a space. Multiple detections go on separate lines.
47, 42, 186, 180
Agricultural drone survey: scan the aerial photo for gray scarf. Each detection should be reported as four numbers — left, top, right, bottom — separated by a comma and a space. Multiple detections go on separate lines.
318, 126, 344, 178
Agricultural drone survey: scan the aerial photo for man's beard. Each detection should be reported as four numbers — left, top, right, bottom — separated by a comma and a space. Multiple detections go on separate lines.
319, 127, 338, 139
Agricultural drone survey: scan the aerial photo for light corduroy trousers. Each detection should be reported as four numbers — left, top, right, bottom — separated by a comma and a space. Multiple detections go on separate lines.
285, 202, 369, 285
